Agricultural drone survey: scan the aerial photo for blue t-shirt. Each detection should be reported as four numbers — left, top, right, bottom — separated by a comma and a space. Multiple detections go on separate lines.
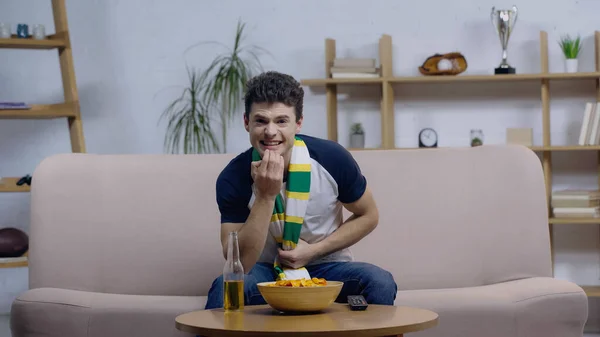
215, 134, 367, 265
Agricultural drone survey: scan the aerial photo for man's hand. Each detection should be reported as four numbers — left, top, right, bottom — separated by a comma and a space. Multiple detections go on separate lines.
278, 239, 317, 269
251, 149, 284, 200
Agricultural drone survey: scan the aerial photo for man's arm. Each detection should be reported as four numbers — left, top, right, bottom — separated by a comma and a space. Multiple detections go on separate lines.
218, 149, 283, 272
311, 185, 379, 259
220, 196, 275, 272
277, 185, 378, 269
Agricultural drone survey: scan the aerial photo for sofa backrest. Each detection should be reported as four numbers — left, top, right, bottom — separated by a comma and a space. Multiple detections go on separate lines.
348, 145, 552, 290
28, 144, 552, 296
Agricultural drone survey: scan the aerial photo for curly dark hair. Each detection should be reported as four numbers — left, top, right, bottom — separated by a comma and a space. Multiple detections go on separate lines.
244, 71, 304, 121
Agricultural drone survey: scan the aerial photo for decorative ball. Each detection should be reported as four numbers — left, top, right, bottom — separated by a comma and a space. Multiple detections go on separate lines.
0, 227, 29, 258
437, 59, 453, 71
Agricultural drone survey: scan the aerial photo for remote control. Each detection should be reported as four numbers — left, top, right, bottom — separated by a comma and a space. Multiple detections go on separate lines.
347, 295, 368, 311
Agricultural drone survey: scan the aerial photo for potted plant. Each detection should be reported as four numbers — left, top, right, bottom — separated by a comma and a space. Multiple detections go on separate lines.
559, 34, 582, 73
159, 65, 220, 154
470, 129, 484, 147
160, 19, 269, 154
350, 123, 365, 148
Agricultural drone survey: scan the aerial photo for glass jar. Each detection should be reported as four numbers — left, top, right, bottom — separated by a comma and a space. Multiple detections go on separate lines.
0, 23, 10, 38
32, 24, 46, 40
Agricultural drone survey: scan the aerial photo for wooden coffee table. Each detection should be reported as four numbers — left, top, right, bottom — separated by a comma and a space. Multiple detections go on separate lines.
175, 303, 438, 337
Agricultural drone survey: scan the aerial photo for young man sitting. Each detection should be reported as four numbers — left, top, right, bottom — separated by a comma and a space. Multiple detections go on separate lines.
205, 71, 397, 309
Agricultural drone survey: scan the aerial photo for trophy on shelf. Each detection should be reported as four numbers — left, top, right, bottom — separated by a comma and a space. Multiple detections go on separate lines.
491, 5, 518, 74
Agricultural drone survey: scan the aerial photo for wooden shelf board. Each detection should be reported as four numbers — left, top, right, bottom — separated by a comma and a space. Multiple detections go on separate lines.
302, 72, 600, 86
354, 146, 600, 152
0, 102, 77, 119
581, 286, 600, 297
388, 72, 600, 83
530, 145, 600, 151
545, 72, 600, 80
0, 177, 30, 192
0, 250, 28, 268
0, 257, 28, 268
348, 147, 384, 151
301, 78, 384, 86
0, 34, 66, 49
549, 217, 600, 224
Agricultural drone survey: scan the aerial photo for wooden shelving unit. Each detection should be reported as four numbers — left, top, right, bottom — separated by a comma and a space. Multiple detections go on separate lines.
0, 0, 86, 268
301, 31, 600, 297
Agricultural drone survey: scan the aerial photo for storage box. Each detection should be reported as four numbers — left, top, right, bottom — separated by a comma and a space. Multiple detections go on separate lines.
506, 128, 533, 146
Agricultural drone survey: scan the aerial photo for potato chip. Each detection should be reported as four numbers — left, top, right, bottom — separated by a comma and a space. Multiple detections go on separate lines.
268, 277, 328, 287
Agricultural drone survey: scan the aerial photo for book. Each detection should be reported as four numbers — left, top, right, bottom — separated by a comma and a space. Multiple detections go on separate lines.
0, 102, 30, 110
552, 189, 600, 209
578, 102, 594, 145
553, 207, 600, 218
331, 73, 380, 78
330, 66, 378, 73
333, 58, 376, 68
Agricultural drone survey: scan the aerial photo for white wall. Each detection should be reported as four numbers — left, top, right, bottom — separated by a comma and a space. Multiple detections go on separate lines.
1, 0, 600, 327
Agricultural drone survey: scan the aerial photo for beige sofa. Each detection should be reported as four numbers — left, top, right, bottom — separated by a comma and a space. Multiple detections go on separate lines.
10, 144, 588, 337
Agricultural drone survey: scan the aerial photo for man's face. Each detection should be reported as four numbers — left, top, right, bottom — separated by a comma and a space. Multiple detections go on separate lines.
244, 102, 303, 161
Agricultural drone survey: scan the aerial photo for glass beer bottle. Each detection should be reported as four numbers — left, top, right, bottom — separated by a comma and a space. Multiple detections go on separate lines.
223, 231, 244, 311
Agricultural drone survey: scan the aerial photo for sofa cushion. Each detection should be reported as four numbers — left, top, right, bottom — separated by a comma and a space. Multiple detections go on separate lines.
393, 277, 588, 337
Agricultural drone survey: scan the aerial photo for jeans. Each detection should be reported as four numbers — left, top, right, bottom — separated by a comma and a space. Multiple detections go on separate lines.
204, 261, 398, 309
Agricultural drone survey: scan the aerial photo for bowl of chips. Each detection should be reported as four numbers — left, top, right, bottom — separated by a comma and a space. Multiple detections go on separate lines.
257, 278, 343, 313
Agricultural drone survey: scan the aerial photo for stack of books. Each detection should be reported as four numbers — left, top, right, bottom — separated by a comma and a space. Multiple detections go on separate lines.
0, 102, 30, 110
551, 189, 600, 218
330, 58, 380, 78
578, 102, 600, 145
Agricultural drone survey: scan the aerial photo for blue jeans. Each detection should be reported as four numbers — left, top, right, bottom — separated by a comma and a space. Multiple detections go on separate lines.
204, 261, 397, 309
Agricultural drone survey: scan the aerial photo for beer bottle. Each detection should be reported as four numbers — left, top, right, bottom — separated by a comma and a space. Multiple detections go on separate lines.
223, 231, 244, 311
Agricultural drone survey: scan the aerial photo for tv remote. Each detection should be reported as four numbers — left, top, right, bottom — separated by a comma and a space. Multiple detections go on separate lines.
347, 295, 368, 311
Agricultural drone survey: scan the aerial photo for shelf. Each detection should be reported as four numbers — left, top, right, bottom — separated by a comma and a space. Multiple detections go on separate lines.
0, 177, 30, 192
0, 102, 77, 119
387, 72, 600, 83
530, 146, 600, 151
549, 218, 600, 224
350, 146, 600, 152
582, 286, 600, 297
301, 77, 384, 86
302, 72, 600, 86
0, 257, 28, 269
0, 33, 67, 49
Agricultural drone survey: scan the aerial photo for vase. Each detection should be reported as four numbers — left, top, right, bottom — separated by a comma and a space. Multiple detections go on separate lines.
350, 133, 365, 148
565, 59, 578, 73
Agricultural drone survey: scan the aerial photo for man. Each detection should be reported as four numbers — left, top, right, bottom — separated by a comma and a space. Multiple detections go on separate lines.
205, 71, 397, 309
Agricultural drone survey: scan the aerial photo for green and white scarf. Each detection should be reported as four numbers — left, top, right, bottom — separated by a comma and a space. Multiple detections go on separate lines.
251, 136, 312, 281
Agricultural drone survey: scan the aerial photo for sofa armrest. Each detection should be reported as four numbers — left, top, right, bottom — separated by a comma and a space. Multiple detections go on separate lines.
11, 288, 206, 337
10, 288, 91, 337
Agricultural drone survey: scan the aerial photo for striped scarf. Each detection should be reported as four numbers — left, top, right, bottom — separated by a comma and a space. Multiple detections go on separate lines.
252, 136, 312, 281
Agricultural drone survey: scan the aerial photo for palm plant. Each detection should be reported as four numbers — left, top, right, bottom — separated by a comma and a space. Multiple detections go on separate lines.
161, 19, 268, 154
159, 65, 220, 154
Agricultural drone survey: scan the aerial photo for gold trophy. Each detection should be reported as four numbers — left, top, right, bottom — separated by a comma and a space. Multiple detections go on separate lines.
491, 5, 518, 74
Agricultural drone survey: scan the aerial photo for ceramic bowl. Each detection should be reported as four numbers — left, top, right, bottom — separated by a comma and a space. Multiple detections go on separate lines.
257, 280, 344, 313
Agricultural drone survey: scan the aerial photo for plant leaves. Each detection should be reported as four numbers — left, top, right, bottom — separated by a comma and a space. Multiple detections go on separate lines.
159, 66, 220, 154
160, 18, 271, 154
